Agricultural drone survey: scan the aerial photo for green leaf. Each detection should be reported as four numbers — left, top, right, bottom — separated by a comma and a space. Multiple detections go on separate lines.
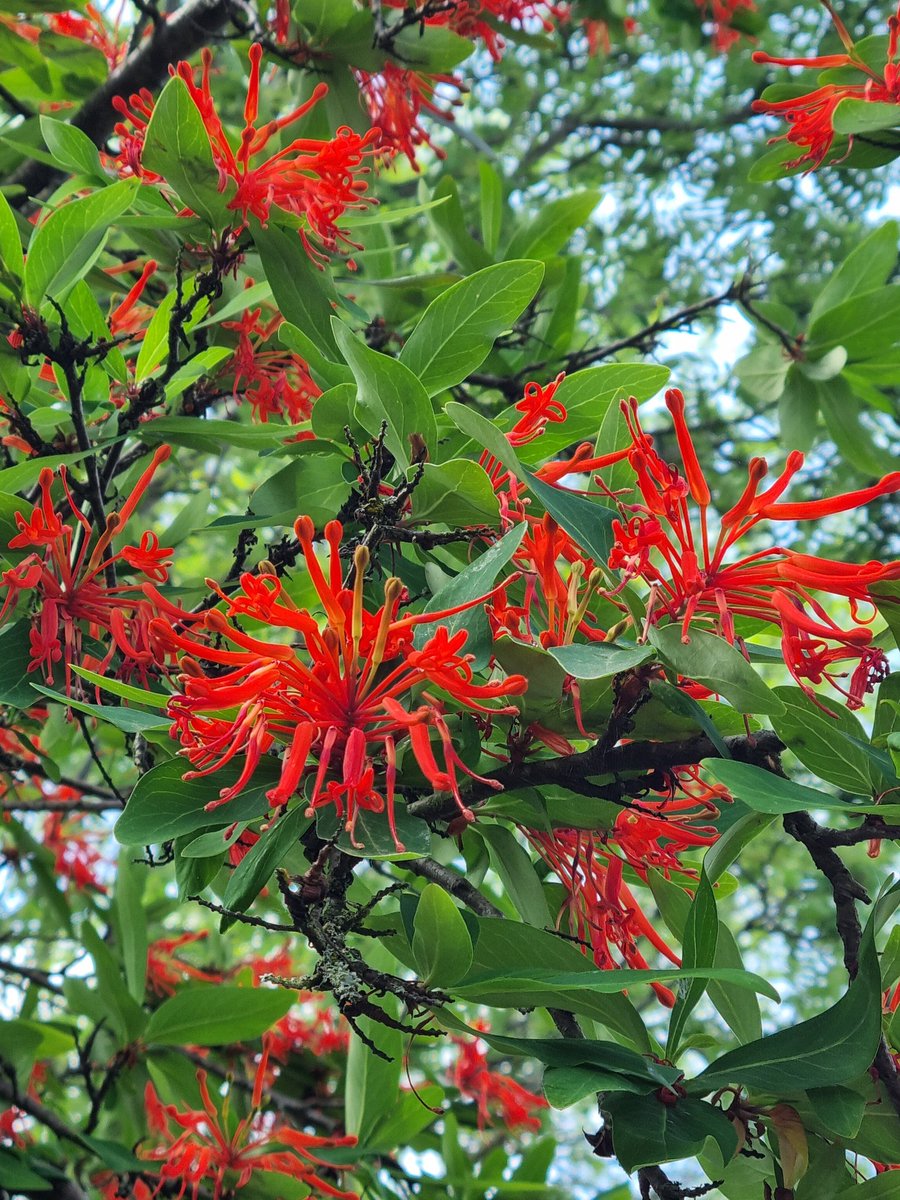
703, 759, 900, 820
221, 805, 311, 923
411, 883, 474, 986
410, 459, 500, 525
649, 624, 784, 715
604, 1091, 737, 1173
0, 620, 40, 707
345, 1003, 402, 1143
452, 916, 654, 1051
69, 665, 171, 709
0, 188, 24, 288
505, 191, 600, 260
31, 684, 170, 731
832, 97, 900, 136
144, 985, 293, 1046
314, 801, 431, 860
446, 400, 616, 561
413, 515, 526, 669
453, 963, 778, 1010
114, 758, 278, 845
81, 922, 147, 1044
735, 343, 791, 404
428, 176, 494, 274
333, 317, 438, 469
667, 870, 718, 1059
651, 678, 731, 758
835, 1174, 900, 1199
24, 179, 138, 304
476, 823, 551, 927
770, 685, 880, 795
545, 642, 654, 680
691, 914, 882, 1093
479, 161, 503, 255
436, 1008, 677, 1086
114, 849, 148, 1003
0, 1150, 53, 1190
254, 223, 341, 354
811, 222, 898, 324
518, 364, 670, 459
141, 76, 226, 225
543, 1065, 649, 1107
248, 450, 351, 527
40, 115, 104, 178
399, 260, 544, 395
807, 285, 900, 360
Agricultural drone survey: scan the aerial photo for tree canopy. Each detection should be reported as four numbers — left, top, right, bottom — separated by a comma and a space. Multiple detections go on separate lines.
0, 2, 899, 1199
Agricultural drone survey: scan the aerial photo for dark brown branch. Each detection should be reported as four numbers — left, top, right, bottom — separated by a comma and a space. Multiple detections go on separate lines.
8, 0, 236, 205
407, 730, 785, 824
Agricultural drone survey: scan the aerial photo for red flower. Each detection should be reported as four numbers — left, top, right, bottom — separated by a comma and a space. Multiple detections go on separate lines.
607, 389, 900, 708
146, 932, 223, 997
355, 63, 464, 168
524, 825, 682, 1005
111, 89, 161, 182
752, 2, 900, 170
142, 1050, 356, 1199
696, 0, 756, 53
452, 1023, 548, 1130
221, 299, 321, 424
49, 5, 127, 68
42, 803, 108, 892
0, 447, 186, 693
173, 45, 380, 265
151, 519, 527, 851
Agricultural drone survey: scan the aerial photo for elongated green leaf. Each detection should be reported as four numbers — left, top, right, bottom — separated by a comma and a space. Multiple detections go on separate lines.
255, 223, 341, 353
411, 884, 474, 986
504, 191, 600, 260
770, 685, 881, 795
604, 1091, 737, 1174
667, 871, 718, 1059
476, 823, 551, 927
345, 1003, 403, 1143
31, 684, 169, 731
515, 364, 670, 460
69, 665, 170, 709
399, 260, 544, 395
446, 400, 616, 560
333, 318, 437, 469
24, 179, 138, 304
649, 624, 784, 715
0, 188, 24, 288
703, 759, 900, 819
807, 284, 900, 360
115, 758, 278, 845
144, 985, 293, 1046
141, 76, 225, 225
222, 805, 310, 922
691, 916, 881, 1093
810, 221, 899, 324
546, 642, 653, 679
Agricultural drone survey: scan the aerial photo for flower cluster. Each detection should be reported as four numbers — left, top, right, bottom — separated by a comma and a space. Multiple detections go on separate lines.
607, 388, 899, 709
451, 1023, 548, 1130
697, 0, 757, 53
0, 447, 192, 693
153, 518, 527, 851
355, 64, 464, 169
142, 1050, 357, 1199
221, 299, 321, 425
113, 46, 380, 265
752, 1, 900, 170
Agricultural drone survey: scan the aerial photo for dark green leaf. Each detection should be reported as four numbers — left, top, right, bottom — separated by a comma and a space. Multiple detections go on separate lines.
333, 318, 438, 469
546, 641, 653, 680
222, 805, 311, 923
144, 985, 293, 1046
649, 624, 784, 715
411, 883, 474, 986
115, 758, 278, 845
399, 260, 544, 395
